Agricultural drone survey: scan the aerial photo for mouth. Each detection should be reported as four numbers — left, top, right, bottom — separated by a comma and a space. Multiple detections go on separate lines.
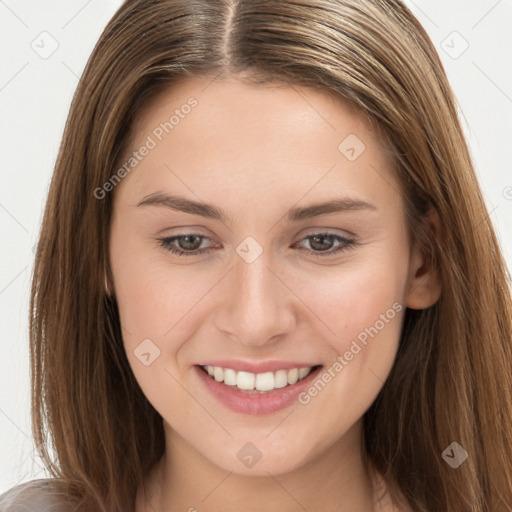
199, 364, 322, 394
194, 363, 324, 415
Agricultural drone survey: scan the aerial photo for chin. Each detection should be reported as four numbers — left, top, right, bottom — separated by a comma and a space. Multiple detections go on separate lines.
204, 438, 316, 477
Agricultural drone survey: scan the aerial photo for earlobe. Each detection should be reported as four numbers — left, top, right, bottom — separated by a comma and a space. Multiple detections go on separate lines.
406, 206, 442, 310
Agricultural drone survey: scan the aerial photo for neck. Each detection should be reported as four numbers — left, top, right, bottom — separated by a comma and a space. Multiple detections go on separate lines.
137, 420, 392, 512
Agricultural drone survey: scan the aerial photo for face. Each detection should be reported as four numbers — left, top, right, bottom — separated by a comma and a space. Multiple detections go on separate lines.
108, 76, 427, 477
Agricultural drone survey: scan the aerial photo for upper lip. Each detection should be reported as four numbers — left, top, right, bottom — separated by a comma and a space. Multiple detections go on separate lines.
196, 359, 321, 374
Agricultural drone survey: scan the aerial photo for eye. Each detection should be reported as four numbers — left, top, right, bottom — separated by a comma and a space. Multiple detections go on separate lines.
157, 234, 217, 256
293, 232, 356, 258
157, 232, 356, 258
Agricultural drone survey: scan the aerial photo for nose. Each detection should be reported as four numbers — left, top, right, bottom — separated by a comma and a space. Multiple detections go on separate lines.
214, 247, 296, 347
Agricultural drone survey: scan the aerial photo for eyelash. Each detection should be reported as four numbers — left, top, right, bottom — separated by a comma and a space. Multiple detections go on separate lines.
157, 232, 356, 259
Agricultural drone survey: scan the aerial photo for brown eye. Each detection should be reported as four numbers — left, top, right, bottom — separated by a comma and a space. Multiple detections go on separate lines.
158, 234, 216, 256
175, 235, 203, 251
295, 232, 356, 258
308, 234, 337, 251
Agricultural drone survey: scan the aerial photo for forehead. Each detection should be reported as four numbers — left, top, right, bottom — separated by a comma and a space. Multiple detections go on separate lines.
134, 76, 375, 145
115, 76, 400, 212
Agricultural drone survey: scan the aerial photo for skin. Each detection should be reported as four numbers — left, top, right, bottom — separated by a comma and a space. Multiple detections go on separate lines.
108, 76, 440, 512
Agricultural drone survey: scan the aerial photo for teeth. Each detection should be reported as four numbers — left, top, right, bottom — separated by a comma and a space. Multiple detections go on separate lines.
274, 370, 288, 389
202, 365, 314, 392
237, 371, 255, 390
287, 368, 299, 385
298, 367, 310, 380
224, 368, 237, 386
213, 366, 224, 382
255, 372, 274, 391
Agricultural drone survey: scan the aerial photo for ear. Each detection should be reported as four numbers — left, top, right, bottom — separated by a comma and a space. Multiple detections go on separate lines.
406, 205, 442, 310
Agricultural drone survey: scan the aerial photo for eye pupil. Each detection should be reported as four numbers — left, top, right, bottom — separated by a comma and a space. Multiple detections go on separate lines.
179, 235, 202, 250
310, 234, 334, 251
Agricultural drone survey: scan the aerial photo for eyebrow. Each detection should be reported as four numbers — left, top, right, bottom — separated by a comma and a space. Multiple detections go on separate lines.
136, 192, 376, 223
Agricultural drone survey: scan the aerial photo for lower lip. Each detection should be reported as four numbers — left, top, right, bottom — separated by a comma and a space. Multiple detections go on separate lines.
194, 365, 322, 416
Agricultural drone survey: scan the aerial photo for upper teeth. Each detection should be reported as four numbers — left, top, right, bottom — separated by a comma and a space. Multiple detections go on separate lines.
204, 365, 313, 392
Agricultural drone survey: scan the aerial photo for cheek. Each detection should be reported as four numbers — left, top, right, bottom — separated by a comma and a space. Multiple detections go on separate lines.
111, 233, 212, 339
112, 253, 207, 417
289, 249, 407, 405
293, 252, 406, 346
108, 230, 208, 395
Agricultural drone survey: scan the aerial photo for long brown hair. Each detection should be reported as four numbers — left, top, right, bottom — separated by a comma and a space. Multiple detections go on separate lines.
30, 0, 512, 510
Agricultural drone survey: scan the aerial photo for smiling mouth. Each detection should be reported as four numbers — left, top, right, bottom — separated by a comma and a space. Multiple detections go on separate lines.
198, 364, 323, 394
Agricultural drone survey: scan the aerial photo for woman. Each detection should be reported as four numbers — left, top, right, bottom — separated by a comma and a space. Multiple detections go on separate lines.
1, 0, 511, 511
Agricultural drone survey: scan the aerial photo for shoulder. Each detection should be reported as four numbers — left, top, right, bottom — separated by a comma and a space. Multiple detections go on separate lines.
0, 478, 73, 511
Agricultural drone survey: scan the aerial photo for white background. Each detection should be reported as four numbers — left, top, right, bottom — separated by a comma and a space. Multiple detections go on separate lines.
1, 0, 511, 493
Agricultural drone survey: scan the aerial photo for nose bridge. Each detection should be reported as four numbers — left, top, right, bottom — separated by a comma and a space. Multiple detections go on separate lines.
217, 244, 294, 346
